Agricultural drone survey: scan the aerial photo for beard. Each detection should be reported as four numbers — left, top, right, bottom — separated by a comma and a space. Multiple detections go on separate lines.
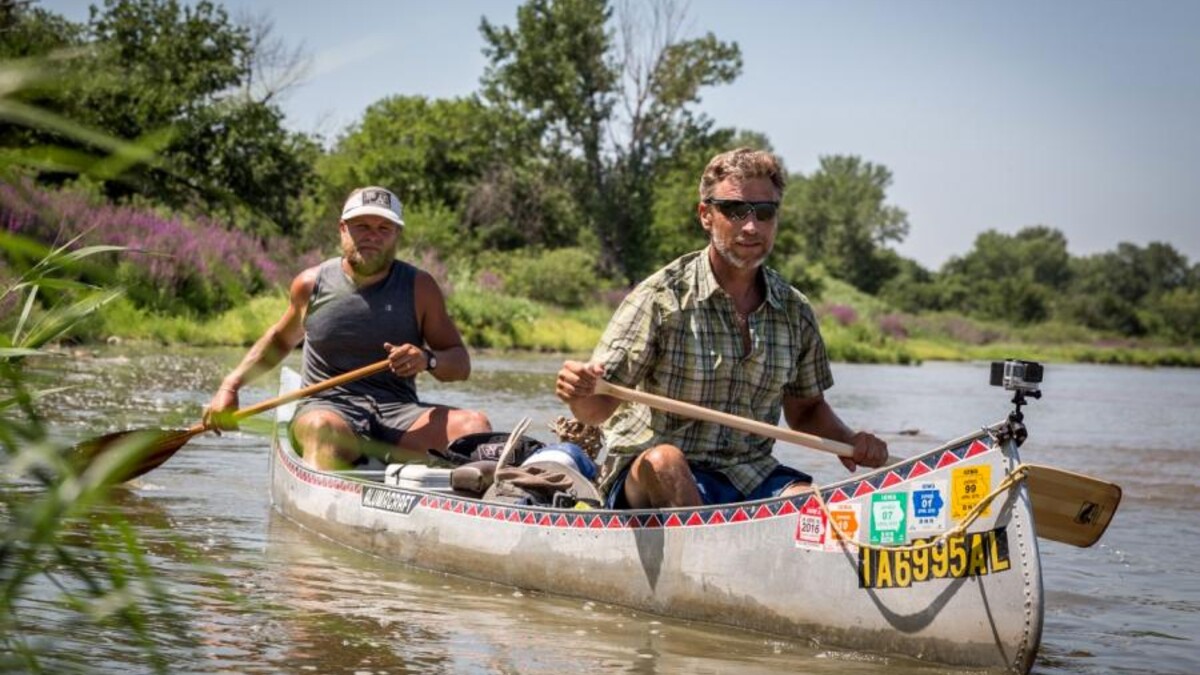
710, 229, 772, 270
342, 238, 396, 277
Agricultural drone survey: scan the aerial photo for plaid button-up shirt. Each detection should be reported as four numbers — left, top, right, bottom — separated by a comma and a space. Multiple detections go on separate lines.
594, 249, 833, 496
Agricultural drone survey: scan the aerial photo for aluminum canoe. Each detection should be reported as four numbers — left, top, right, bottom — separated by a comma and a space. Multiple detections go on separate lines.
268, 368, 1043, 672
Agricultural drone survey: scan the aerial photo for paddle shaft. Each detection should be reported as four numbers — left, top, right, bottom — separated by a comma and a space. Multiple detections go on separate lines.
593, 379, 875, 460
186, 358, 392, 435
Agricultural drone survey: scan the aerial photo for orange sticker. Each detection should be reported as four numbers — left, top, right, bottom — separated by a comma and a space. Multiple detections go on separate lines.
825, 503, 861, 551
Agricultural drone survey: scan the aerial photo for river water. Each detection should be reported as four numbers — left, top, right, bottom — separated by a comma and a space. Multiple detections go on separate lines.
7, 347, 1199, 674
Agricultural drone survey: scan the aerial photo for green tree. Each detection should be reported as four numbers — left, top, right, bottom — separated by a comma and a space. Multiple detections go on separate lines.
313, 95, 581, 253
782, 155, 909, 294
2, 0, 315, 234
321, 95, 498, 210
1144, 287, 1200, 343
938, 226, 1071, 324
0, 3, 83, 59
480, 0, 741, 283
1063, 241, 1193, 336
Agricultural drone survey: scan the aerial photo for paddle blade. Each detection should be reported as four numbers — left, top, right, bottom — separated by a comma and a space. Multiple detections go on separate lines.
1025, 463, 1122, 548
70, 428, 198, 483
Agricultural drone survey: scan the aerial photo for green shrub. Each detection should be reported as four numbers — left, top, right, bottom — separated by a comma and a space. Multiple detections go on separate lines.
475, 247, 604, 308
447, 288, 542, 349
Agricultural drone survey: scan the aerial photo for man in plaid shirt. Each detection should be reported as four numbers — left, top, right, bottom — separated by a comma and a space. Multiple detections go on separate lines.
556, 148, 888, 508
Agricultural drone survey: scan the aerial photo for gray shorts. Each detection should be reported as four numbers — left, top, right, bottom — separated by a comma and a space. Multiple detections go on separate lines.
292, 394, 437, 450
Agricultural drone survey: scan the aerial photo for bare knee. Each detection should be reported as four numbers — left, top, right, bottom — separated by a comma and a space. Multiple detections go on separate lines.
294, 411, 358, 469
635, 444, 689, 474
447, 409, 491, 440
626, 444, 700, 509
780, 480, 812, 498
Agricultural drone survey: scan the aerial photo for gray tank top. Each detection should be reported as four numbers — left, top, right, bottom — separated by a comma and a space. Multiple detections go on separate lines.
301, 258, 422, 403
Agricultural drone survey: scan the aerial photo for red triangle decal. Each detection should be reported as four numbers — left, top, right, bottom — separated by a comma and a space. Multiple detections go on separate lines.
663, 513, 685, 527
571, 515, 587, 528
643, 514, 663, 528
523, 512, 537, 525
466, 505, 479, 517
554, 514, 570, 527
934, 451, 960, 469
453, 502, 465, 513
538, 514, 553, 526
965, 440, 990, 458
752, 505, 773, 520
507, 510, 521, 522
880, 471, 904, 488
776, 500, 798, 515
708, 510, 727, 525
908, 461, 932, 478
606, 516, 625, 528
685, 512, 705, 526
828, 489, 850, 504
588, 515, 605, 528
729, 508, 749, 522
480, 506, 492, 519
852, 481, 875, 498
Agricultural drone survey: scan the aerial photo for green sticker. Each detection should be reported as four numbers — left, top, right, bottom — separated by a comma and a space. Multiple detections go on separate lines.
869, 492, 908, 545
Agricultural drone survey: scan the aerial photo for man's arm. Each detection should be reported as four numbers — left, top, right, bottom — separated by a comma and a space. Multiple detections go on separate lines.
398, 270, 470, 382
782, 392, 888, 471
202, 268, 314, 428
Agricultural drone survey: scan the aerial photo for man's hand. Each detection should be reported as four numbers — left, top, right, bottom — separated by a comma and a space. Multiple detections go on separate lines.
202, 387, 239, 432
555, 360, 605, 402
385, 342, 429, 377
840, 431, 889, 472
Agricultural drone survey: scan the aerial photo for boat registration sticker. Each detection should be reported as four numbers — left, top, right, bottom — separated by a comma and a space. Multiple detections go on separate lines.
869, 492, 908, 545
952, 465, 992, 520
858, 526, 1012, 589
909, 480, 948, 533
794, 499, 827, 550
824, 503, 861, 552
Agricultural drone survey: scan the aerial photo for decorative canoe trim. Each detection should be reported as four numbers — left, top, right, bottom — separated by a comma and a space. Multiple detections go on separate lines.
279, 434, 999, 530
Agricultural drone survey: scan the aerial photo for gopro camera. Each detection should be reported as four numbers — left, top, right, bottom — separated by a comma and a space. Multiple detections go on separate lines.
990, 360, 1043, 393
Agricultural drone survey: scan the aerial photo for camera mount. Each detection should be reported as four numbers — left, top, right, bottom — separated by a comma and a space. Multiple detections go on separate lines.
990, 360, 1043, 442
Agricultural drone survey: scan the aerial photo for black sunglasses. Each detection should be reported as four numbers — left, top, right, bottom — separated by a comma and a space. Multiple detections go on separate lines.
703, 198, 780, 222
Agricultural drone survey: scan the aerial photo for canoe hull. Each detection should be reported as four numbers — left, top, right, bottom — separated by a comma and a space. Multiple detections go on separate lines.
269, 371, 1042, 672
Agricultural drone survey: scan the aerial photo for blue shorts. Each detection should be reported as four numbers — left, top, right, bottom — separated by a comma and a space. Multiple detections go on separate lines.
604, 462, 813, 509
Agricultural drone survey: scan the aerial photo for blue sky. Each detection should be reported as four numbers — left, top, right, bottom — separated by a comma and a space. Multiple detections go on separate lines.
41, 0, 1200, 270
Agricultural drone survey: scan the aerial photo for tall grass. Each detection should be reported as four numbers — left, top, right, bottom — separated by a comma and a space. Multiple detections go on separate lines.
1, 234, 188, 673
1, 50, 198, 673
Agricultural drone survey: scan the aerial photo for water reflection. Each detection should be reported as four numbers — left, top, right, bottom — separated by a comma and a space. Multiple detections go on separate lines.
259, 511, 929, 674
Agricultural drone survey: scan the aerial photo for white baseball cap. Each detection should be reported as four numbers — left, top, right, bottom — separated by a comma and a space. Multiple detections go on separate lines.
341, 186, 404, 227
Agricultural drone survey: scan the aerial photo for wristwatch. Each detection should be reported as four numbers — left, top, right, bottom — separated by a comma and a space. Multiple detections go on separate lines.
422, 347, 438, 371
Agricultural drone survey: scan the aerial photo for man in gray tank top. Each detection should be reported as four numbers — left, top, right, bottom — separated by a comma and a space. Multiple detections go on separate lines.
202, 186, 492, 470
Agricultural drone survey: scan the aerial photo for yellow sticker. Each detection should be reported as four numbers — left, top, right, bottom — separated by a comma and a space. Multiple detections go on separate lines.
951, 465, 991, 520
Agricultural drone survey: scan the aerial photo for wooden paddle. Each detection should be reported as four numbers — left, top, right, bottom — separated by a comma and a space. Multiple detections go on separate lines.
71, 358, 392, 483
593, 379, 1121, 547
